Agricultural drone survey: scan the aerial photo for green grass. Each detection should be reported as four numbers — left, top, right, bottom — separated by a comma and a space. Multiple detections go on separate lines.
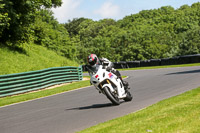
79, 87, 200, 133
82, 63, 200, 74
0, 80, 90, 107
1, 63, 200, 107
0, 76, 128, 107
118, 63, 200, 71
1, 64, 200, 133
0, 44, 79, 75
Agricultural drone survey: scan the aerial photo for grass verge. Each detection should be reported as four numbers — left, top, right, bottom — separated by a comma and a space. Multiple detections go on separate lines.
117, 63, 200, 71
1, 63, 200, 107
0, 80, 90, 107
79, 87, 200, 133
0, 44, 78, 75
0, 76, 127, 107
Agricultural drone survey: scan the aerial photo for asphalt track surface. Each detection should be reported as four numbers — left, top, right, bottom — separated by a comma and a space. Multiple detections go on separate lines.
1, 66, 200, 133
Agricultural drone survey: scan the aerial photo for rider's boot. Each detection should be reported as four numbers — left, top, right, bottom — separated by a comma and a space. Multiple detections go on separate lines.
119, 77, 129, 91
112, 69, 130, 91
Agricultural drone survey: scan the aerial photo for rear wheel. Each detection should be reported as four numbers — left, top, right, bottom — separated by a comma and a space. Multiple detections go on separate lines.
103, 86, 120, 105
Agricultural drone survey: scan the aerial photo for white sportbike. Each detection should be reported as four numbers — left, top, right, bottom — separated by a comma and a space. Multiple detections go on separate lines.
87, 64, 132, 105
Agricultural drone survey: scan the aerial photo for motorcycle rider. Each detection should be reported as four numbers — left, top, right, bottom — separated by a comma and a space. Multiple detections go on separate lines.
86, 54, 129, 90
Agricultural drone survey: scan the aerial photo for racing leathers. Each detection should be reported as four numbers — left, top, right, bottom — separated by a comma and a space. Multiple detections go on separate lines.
99, 58, 129, 90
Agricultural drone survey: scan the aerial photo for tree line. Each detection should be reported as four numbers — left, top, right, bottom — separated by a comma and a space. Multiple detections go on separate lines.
1, 1, 200, 64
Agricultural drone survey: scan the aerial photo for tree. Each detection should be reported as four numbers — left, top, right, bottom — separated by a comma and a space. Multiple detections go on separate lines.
0, 0, 10, 38
0, 0, 62, 47
64, 17, 88, 37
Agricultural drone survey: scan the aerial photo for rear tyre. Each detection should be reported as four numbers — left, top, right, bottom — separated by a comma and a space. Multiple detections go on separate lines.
103, 86, 120, 105
124, 91, 132, 102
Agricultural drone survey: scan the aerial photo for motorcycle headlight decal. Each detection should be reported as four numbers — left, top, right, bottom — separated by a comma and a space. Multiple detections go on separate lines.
108, 73, 113, 78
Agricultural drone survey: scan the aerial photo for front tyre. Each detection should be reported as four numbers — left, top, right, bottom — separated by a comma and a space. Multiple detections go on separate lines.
103, 86, 120, 105
124, 91, 132, 102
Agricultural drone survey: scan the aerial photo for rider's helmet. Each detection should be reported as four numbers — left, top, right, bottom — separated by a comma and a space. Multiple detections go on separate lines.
87, 54, 98, 67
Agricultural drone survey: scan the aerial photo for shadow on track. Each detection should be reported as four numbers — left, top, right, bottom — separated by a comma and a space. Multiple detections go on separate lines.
66, 103, 114, 111
166, 69, 200, 75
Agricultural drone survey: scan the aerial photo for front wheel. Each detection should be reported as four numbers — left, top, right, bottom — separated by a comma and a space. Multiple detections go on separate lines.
103, 86, 120, 105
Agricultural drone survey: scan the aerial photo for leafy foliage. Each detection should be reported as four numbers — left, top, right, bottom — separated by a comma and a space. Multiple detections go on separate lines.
68, 2, 200, 63
0, 0, 10, 38
0, 0, 62, 47
1, 1, 200, 65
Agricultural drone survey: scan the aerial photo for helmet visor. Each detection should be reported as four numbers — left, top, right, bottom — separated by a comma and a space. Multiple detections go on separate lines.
89, 61, 95, 66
